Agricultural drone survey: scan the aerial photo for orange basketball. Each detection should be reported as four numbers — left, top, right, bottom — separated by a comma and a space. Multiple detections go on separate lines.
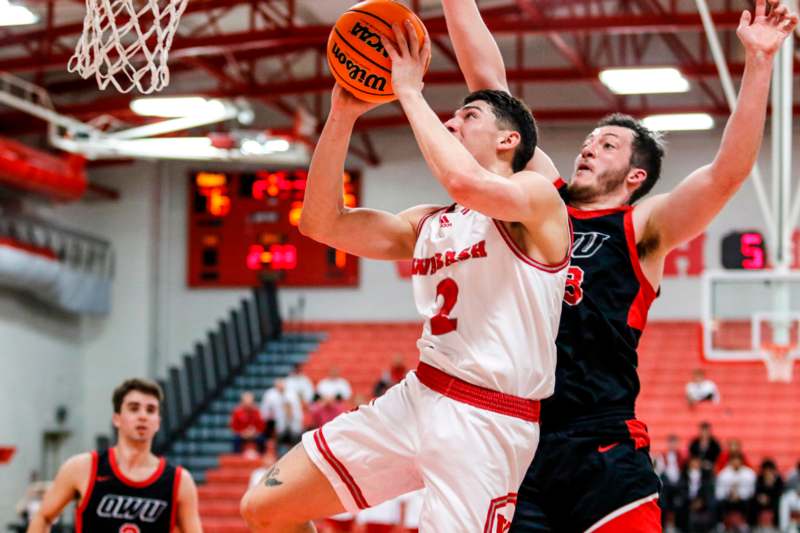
327, 0, 428, 103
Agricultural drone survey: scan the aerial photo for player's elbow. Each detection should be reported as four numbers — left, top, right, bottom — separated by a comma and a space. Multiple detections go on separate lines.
442, 170, 476, 204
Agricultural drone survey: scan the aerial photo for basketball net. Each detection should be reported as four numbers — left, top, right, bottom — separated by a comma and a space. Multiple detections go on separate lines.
761, 342, 796, 382
68, 0, 189, 93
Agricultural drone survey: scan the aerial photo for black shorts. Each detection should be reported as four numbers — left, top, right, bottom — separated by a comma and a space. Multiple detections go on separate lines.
511, 417, 661, 532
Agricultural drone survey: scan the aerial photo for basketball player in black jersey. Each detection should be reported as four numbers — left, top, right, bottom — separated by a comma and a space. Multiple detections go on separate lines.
27, 378, 202, 533
440, 0, 797, 530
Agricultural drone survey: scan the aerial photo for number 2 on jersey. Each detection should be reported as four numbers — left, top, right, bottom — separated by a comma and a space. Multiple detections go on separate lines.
430, 278, 459, 335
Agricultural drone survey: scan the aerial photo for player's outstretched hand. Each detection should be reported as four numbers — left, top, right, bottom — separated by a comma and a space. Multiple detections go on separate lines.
737, 0, 798, 57
329, 83, 382, 118
383, 19, 431, 99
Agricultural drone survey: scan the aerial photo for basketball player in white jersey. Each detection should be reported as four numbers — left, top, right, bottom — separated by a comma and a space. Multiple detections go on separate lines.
240, 23, 571, 532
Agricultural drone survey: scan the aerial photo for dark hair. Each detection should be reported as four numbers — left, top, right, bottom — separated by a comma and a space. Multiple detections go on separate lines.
112, 378, 163, 413
463, 89, 537, 172
596, 113, 665, 204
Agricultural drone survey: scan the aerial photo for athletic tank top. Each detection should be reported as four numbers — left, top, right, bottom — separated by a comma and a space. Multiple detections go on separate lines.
413, 204, 569, 399
540, 182, 658, 428
76, 448, 181, 533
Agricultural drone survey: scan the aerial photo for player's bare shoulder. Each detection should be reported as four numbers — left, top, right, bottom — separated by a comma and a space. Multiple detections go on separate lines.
399, 203, 447, 236
49, 452, 94, 499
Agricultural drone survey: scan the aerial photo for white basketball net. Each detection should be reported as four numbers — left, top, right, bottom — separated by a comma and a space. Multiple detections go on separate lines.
762, 343, 796, 383
68, 0, 189, 94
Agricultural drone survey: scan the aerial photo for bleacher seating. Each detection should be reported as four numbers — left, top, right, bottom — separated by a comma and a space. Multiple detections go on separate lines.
174, 321, 797, 532
166, 333, 323, 533
301, 321, 799, 472
638, 321, 800, 472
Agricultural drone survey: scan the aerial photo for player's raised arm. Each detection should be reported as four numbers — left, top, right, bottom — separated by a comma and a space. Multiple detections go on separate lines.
440, 0, 560, 180
384, 22, 564, 230
298, 85, 440, 260
441, 0, 509, 93
26, 454, 89, 533
640, 0, 797, 255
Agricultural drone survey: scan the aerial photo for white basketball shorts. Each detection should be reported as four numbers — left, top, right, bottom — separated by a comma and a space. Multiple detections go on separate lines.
302, 363, 541, 532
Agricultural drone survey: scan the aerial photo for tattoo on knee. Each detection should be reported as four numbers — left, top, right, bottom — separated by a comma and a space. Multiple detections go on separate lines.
263, 465, 283, 487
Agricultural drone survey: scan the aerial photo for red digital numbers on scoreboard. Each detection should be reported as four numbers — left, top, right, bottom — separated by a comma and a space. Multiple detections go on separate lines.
721, 230, 767, 270
188, 170, 359, 287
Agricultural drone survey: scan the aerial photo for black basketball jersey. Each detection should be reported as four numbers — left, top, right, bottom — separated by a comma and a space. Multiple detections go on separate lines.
76, 448, 181, 533
540, 181, 658, 429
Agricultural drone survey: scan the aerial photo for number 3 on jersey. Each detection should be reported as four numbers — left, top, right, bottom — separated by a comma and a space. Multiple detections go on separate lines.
564, 266, 585, 306
430, 278, 459, 335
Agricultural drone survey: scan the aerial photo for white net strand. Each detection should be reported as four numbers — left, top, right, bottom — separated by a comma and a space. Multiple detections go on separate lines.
68, 0, 189, 93
762, 344, 796, 383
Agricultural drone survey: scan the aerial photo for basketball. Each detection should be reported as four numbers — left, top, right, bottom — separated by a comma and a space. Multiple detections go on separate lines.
327, 0, 429, 103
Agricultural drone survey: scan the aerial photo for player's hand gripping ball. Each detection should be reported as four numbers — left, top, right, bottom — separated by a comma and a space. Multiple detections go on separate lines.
327, 0, 429, 103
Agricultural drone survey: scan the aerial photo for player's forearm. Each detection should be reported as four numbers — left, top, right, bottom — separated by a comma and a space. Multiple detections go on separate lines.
396, 89, 486, 196
710, 52, 773, 190
299, 111, 357, 239
25, 514, 51, 533
441, 0, 508, 92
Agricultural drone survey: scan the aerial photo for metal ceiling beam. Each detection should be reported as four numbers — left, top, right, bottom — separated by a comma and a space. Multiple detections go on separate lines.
0, 11, 744, 74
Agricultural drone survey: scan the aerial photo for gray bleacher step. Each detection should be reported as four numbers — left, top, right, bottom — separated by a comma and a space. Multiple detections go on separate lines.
198, 413, 232, 428
232, 375, 280, 389
173, 440, 233, 455
186, 426, 235, 441
252, 353, 309, 366
209, 399, 238, 414
169, 455, 217, 474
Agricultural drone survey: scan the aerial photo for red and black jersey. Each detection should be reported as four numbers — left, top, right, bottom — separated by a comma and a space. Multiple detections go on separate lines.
540, 181, 658, 429
76, 448, 181, 533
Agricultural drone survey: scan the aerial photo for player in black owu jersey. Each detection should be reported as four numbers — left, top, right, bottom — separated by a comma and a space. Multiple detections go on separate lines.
27, 378, 201, 533
440, 0, 798, 530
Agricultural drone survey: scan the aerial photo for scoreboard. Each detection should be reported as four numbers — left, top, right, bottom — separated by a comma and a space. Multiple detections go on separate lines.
721, 230, 767, 270
187, 169, 359, 287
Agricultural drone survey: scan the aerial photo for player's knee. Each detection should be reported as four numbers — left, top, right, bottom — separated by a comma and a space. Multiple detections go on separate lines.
240, 488, 274, 527
240, 486, 294, 528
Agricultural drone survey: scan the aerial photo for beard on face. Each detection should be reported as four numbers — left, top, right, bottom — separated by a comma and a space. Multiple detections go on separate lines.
566, 165, 630, 204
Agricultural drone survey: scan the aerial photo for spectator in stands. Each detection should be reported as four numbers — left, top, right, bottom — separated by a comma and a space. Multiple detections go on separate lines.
716, 452, 757, 527
716, 438, 751, 473
685, 368, 721, 407
260, 379, 303, 458
373, 354, 408, 397
786, 460, 800, 492
308, 393, 348, 429
677, 455, 717, 533
656, 434, 686, 527
230, 391, 266, 456
779, 483, 800, 532
317, 366, 352, 401
285, 362, 315, 407
689, 421, 722, 471
751, 459, 784, 527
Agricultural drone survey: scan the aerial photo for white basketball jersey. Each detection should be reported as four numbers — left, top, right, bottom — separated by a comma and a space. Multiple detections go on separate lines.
412, 205, 568, 399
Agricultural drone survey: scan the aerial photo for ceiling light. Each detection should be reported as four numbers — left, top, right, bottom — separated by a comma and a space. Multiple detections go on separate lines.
129, 97, 226, 118
599, 67, 690, 95
0, 0, 38, 26
642, 113, 715, 131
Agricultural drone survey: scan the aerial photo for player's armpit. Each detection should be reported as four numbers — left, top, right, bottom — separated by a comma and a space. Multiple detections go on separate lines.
300, 203, 442, 261
637, 163, 739, 256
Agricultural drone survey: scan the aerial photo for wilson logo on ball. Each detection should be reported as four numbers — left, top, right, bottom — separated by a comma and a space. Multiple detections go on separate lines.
329, 42, 388, 92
